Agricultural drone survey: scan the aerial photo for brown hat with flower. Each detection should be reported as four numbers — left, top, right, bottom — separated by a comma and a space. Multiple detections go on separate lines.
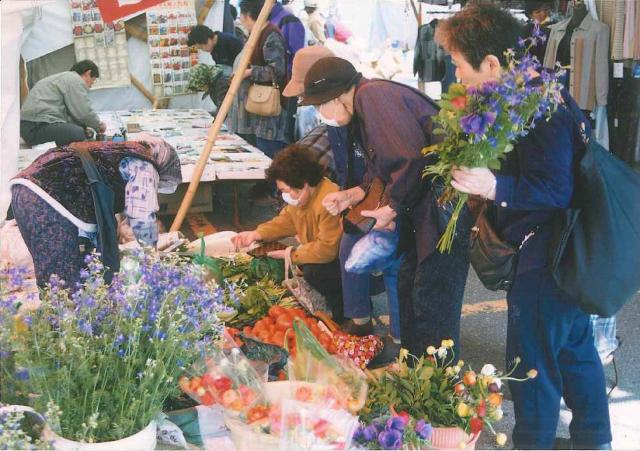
282, 45, 335, 97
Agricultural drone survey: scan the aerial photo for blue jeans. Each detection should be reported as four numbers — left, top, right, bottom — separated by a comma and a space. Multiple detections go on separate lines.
339, 232, 402, 339
507, 267, 611, 449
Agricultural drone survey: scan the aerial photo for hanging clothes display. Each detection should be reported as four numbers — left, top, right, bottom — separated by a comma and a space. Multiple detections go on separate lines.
413, 20, 446, 83
610, 0, 625, 60
622, 0, 636, 60
544, 10, 610, 111
609, 69, 640, 166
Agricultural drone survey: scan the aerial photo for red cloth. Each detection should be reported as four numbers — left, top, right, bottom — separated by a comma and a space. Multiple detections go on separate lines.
96, 0, 165, 23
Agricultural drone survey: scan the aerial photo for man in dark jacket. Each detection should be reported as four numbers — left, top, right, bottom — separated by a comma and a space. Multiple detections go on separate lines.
187, 25, 243, 67
300, 57, 471, 359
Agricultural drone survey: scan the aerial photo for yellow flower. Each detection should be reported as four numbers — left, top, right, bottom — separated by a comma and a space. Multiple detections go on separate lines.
399, 348, 409, 363
426, 346, 437, 355
496, 433, 508, 446
13, 315, 28, 334
527, 369, 538, 379
457, 402, 472, 417
490, 408, 504, 421
441, 339, 455, 348
457, 359, 465, 367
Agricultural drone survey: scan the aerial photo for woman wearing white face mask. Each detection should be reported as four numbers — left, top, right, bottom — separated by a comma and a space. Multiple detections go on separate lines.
232, 145, 344, 318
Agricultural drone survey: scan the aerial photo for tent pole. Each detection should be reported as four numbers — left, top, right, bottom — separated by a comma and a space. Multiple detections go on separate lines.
170, 0, 276, 232
130, 75, 158, 106
198, 0, 215, 25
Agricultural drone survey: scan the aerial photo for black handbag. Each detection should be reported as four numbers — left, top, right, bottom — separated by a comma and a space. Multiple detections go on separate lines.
75, 148, 120, 283
549, 123, 640, 317
468, 201, 518, 291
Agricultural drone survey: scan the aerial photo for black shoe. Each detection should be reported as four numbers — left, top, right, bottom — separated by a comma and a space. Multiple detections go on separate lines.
368, 336, 401, 369
340, 318, 374, 336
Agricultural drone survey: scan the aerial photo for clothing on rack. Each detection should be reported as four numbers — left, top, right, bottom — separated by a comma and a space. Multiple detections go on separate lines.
413, 20, 446, 83
622, 0, 636, 59
609, 69, 640, 165
611, 0, 625, 60
544, 13, 610, 111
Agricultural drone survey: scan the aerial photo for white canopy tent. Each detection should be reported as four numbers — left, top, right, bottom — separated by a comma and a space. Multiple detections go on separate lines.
0, 0, 225, 220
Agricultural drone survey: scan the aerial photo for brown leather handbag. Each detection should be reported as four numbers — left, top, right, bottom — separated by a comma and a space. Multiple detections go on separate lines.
245, 67, 281, 117
342, 178, 387, 234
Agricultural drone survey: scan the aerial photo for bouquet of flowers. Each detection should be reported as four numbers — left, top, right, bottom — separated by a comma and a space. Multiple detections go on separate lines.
423, 27, 565, 252
363, 340, 537, 446
1, 251, 225, 443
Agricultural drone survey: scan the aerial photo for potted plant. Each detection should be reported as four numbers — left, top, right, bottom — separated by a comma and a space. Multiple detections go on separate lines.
0, 251, 225, 448
362, 340, 537, 449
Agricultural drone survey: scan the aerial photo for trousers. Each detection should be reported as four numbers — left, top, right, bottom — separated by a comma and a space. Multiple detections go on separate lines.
20, 120, 86, 147
339, 231, 402, 338
507, 267, 612, 449
11, 185, 86, 288
398, 226, 470, 358
301, 259, 343, 321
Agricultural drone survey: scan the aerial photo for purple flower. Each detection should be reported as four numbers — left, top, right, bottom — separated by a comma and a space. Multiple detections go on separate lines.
386, 416, 407, 431
415, 420, 433, 440
15, 368, 29, 380
353, 426, 365, 442
460, 111, 497, 136
362, 425, 378, 442
378, 428, 403, 449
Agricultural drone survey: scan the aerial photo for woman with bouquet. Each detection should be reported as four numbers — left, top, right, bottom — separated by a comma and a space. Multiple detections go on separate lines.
435, 4, 611, 449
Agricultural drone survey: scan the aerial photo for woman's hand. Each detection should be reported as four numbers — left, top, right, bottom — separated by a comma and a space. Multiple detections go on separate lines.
451, 167, 497, 200
361, 205, 397, 231
322, 187, 365, 216
243, 68, 253, 80
231, 230, 261, 250
266, 249, 286, 259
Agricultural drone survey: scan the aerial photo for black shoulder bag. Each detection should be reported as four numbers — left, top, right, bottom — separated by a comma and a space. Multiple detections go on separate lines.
74, 148, 120, 283
548, 121, 640, 317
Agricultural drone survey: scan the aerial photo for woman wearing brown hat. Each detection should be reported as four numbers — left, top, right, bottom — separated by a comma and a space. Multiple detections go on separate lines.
301, 56, 471, 359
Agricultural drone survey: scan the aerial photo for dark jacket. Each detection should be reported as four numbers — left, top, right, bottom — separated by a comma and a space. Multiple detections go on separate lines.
269, 2, 305, 75
13, 142, 159, 224
352, 78, 442, 264
211, 31, 243, 67
494, 87, 587, 274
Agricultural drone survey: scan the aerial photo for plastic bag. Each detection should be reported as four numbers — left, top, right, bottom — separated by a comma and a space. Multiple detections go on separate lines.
289, 319, 368, 413
279, 400, 359, 450
179, 347, 267, 419
344, 229, 399, 274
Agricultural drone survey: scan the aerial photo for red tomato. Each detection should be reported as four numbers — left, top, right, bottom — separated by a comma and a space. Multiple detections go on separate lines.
288, 309, 306, 320
269, 306, 285, 318
272, 331, 285, 347
276, 315, 293, 331
200, 391, 215, 406
263, 316, 275, 326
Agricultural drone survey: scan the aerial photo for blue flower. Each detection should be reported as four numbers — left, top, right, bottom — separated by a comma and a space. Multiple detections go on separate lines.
415, 420, 433, 440
386, 416, 407, 431
460, 111, 497, 136
353, 426, 365, 442
488, 137, 498, 148
378, 428, 403, 449
362, 425, 378, 442
14, 368, 29, 380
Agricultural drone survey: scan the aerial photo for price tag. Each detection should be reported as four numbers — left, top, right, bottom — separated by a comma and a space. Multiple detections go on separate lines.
613, 62, 624, 79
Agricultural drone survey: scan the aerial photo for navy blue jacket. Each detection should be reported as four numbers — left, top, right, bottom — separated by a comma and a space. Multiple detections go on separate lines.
326, 126, 366, 189
211, 32, 243, 67
494, 88, 588, 274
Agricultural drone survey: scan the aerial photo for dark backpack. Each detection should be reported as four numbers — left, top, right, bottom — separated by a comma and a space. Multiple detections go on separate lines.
549, 116, 640, 317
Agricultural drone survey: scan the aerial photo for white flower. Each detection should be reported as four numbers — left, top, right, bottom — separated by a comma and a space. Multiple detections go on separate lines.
481, 364, 496, 376
427, 346, 437, 355
445, 367, 455, 376
437, 347, 447, 358
490, 408, 504, 421
492, 377, 502, 389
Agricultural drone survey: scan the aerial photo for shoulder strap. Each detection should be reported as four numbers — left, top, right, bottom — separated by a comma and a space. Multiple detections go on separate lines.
73, 147, 105, 185
279, 14, 301, 28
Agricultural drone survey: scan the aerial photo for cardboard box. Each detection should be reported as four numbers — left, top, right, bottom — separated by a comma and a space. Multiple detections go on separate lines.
158, 183, 213, 215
